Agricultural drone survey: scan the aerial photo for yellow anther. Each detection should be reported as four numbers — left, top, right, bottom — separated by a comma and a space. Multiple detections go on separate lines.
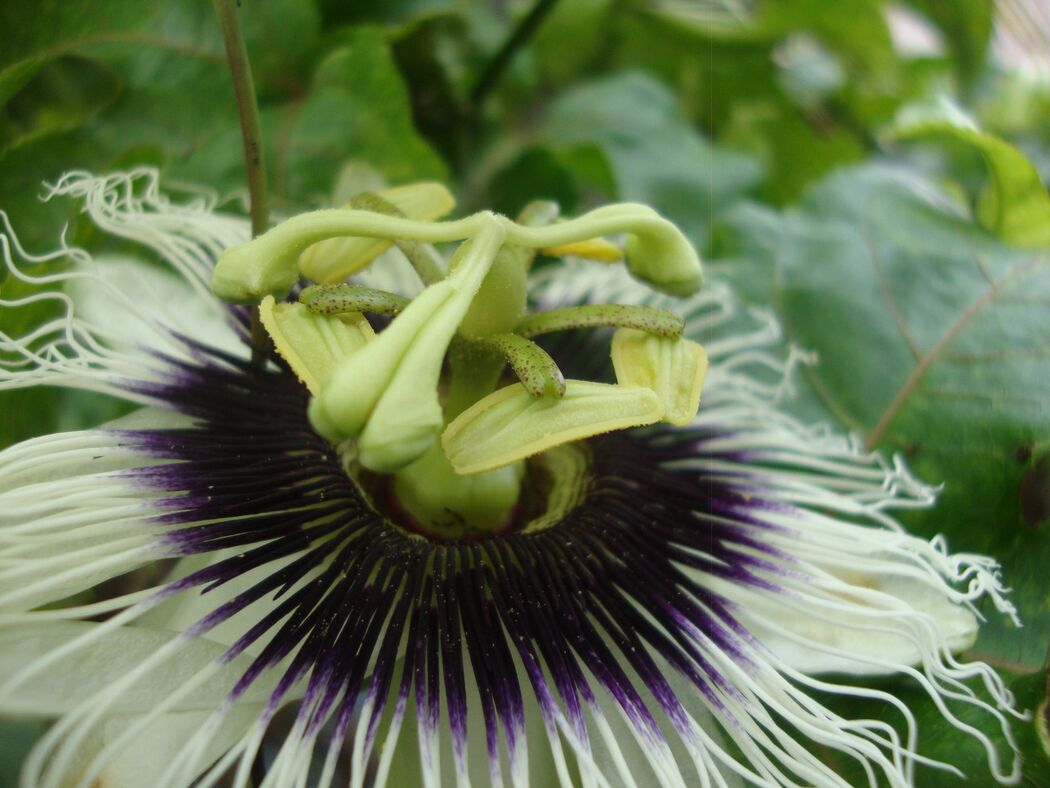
539, 237, 623, 262
610, 328, 707, 426
258, 295, 374, 395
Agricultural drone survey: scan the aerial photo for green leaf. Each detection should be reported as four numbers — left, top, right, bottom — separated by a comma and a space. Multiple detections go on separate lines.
0, 0, 325, 226
0, 56, 121, 153
82, 0, 321, 199
716, 164, 1050, 668
481, 146, 583, 216
892, 108, 1050, 247
0, 719, 46, 787
644, 0, 895, 71
81, 0, 320, 97
610, 10, 778, 133
280, 28, 448, 204
763, 0, 895, 73
317, 0, 459, 27
904, 0, 993, 86
0, 0, 153, 106
390, 12, 473, 166
722, 101, 865, 204
539, 72, 761, 243
531, 0, 614, 86
1014, 669, 1050, 783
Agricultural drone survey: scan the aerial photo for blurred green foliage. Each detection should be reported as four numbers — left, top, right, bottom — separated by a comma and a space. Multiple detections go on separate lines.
2, 0, 1049, 782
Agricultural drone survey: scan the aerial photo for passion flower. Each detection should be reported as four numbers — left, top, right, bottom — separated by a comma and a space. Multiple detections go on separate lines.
0, 170, 1021, 787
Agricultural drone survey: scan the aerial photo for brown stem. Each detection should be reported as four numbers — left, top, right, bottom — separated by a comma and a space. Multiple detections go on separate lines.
212, 0, 270, 365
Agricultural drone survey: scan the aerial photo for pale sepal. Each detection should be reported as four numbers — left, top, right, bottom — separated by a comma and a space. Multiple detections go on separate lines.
56, 703, 264, 788
724, 566, 982, 675
66, 255, 244, 360
0, 622, 275, 716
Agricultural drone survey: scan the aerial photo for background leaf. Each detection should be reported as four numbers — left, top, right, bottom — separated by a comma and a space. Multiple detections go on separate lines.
537, 72, 762, 243
0, 0, 153, 105
278, 28, 448, 204
904, 0, 994, 87
715, 164, 1050, 669
893, 111, 1050, 247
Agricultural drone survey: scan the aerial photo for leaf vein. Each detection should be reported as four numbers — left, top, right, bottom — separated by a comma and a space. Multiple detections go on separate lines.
865, 254, 1050, 450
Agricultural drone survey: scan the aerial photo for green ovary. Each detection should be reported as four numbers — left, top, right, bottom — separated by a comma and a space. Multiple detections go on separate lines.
392, 443, 525, 539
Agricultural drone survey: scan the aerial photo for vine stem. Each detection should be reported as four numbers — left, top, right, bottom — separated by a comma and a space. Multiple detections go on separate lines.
212, 0, 270, 365
469, 0, 560, 107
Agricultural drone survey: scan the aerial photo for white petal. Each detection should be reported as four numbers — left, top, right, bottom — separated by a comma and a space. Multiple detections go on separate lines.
726, 563, 979, 675
67, 254, 242, 359
58, 703, 263, 788
0, 621, 273, 716
747, 558, 974, 676
138, 549, 302, 652
100, 405, 197, 432
0, 427, 171, 612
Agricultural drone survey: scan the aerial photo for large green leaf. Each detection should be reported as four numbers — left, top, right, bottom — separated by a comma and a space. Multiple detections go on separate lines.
0, 57, 121, 153
538, 72, 761, 243
609, 9, 778, 133
0, 719, 46, 788
722, 100, 864, 204
79, 0, 321, 201
530, 0, 613, 86
1, 0, 322, 212
716, 164, 1050, 668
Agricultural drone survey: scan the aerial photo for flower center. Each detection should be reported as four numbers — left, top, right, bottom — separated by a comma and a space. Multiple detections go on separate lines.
350, 443, 591, 542
210, 185, 710, 536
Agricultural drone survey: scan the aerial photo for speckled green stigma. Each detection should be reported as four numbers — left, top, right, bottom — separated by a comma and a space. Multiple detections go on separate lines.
210, 188, 707, 537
